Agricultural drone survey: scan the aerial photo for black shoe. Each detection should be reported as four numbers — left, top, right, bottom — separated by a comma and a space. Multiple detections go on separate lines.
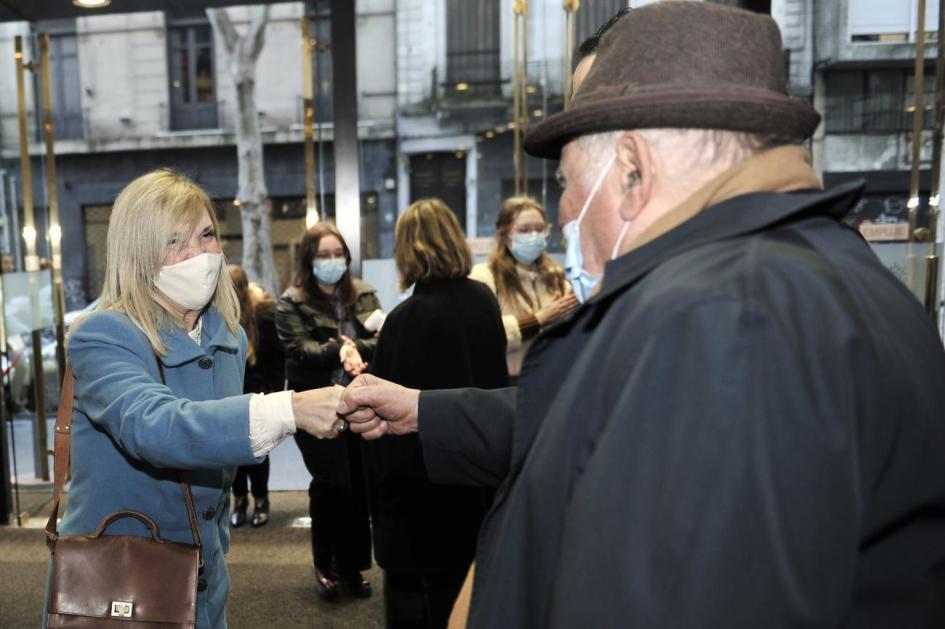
341, 572, 372, 598
314, 567, 340, 602
230, 496, 247, 528
251, 499, 269, 527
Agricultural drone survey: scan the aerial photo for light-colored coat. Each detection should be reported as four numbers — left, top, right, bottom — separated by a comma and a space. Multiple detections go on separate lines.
469, 262, 567, 376
53, 308, 257, 629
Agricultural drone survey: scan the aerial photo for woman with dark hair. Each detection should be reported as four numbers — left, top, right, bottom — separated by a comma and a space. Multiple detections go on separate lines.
228, 264, 284, 528
275, 223, 380, 601
364, 198, 508, 628
469, 196, 576, 381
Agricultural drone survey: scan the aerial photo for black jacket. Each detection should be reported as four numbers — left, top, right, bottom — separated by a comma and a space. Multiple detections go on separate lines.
275, 279, 381, 483
419, 183, 945, 628
244, 301, 285, 395
275, 279, 380, 391
365, 278, 509, 575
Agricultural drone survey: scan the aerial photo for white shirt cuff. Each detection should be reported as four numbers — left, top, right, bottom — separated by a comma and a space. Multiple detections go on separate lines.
248, 390, 297, 457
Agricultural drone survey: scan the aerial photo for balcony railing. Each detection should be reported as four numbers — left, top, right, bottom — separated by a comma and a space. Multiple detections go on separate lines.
826, 94, 933, 134
445, 50, 502, 98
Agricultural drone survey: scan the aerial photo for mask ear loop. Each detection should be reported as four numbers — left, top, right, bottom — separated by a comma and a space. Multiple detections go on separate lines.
575, 154, 617, 226
611, 221, 632, 260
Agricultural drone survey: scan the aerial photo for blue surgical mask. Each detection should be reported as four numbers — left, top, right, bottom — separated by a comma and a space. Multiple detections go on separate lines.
312, 258, 347, 285
509, 232, 547, 264
563, 154, 616, 303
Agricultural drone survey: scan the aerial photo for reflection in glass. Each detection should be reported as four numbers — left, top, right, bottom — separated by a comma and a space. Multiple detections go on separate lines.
196, 47, 214, 102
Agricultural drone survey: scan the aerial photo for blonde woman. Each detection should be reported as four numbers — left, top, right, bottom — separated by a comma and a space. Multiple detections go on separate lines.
469, 196, 577, 380
49, 169, 345, 628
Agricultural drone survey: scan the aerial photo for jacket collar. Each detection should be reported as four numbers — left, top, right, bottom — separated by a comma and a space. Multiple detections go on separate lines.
592, 180, 865, 304
159, 307, 240, 367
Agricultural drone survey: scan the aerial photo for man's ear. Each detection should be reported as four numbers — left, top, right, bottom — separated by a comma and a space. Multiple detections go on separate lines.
615, 131, 653, 221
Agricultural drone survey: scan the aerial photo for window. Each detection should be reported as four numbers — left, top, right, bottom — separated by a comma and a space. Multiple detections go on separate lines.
308, 0, 333, 123
849, 0, 938, 43
825, 68, 934, 134
446, 0, 501, 97
167, 18, 219, 130
409, 153, 467, 229
34, 20, 83, 140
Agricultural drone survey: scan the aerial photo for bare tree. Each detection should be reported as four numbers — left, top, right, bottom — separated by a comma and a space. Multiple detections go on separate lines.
207, 6, 278, 295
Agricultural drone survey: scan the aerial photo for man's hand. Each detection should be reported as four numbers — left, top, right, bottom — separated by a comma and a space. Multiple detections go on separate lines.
292, 385, 347, 439
336, 374, 420, 440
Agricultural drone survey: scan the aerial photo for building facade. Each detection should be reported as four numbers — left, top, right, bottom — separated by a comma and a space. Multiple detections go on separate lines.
7, 0, 930, 311
0, 1, 397, 309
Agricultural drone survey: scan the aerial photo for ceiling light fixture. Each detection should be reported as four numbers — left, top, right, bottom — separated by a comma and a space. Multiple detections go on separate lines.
73, 0, 112, 8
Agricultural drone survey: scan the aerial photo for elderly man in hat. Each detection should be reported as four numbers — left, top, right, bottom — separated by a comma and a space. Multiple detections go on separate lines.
338, 2, 945, 627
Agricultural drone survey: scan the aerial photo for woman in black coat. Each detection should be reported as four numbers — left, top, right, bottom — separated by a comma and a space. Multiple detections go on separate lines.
275, 224, 381, 601
364, 198, 509, 628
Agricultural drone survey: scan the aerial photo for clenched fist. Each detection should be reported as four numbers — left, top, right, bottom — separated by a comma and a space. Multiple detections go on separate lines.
336, 374, 420, 440
292, 385, 348, 439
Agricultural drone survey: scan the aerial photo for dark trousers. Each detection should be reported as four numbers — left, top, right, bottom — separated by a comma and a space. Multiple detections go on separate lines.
232, 456, 270, 500
384, 571, 467, 629
295, 430, 372, 577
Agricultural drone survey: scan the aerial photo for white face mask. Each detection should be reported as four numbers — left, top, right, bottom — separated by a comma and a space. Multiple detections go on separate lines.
155, 252, 224, 311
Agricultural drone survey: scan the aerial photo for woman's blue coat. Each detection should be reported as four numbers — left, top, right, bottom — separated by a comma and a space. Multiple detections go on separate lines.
52, 307, 258, 628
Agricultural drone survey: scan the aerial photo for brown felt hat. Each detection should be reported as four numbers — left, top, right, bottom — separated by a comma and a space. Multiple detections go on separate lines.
524, 1, 821, 159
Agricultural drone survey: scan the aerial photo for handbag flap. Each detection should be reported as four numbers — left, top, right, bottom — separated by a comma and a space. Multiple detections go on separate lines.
48, 534, 198, 625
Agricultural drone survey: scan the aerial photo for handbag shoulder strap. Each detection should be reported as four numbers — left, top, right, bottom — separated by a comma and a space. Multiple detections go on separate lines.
46, 357, 202, 556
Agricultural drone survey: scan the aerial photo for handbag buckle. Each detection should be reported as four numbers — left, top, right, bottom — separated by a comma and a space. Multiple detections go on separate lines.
110, 601, 133, 618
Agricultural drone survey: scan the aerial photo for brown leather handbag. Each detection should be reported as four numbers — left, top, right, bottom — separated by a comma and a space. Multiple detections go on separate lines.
45, 363, 202, 627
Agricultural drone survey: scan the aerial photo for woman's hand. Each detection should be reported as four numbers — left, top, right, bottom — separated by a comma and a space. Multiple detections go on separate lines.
534, 292, 579, 327
292, 386, 348, 439
340, 342, 367, 376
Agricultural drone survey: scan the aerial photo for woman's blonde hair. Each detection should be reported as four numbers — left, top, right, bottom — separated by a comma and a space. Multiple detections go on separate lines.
78, 169, 240, 355
488, 196, 567, 308
395, 198, 472, 290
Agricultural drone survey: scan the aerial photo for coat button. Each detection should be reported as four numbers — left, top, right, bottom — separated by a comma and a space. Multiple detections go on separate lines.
197, 578, 208, 592
202, 506, 216, 520
198, 357, 213, 369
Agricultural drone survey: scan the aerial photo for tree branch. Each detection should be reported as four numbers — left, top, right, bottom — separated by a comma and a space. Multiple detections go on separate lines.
244, 6, 270, 61
206, 8, 238, 53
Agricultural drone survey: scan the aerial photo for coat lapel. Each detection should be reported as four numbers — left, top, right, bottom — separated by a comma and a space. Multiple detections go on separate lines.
159, 308, 239, 368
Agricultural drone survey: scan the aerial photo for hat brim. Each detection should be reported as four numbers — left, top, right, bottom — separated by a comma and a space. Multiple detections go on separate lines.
524, 86, 821, 160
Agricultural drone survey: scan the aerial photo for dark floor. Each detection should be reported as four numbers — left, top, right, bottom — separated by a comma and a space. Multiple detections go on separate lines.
0, 491, 384, 628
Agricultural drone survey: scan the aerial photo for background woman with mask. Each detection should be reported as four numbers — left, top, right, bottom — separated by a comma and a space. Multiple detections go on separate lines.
275, 223, 380, 601
54, 169, 347, 628
469, 196, 577, 381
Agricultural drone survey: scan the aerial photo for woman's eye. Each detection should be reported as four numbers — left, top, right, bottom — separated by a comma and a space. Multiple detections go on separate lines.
166, 237, 179, 247
201, 230, 216, 240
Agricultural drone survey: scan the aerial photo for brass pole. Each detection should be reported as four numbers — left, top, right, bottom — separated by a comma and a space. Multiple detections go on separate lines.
521, 0, 529, 195
926, 254, 940, 317
39, 34, 66, 384
563, 0, 580, 109
926, 0, 945, 318
909, 0, 928, 244
14, 36, 38, 271
301, 17, 318, 228
513, 1, 524, 196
